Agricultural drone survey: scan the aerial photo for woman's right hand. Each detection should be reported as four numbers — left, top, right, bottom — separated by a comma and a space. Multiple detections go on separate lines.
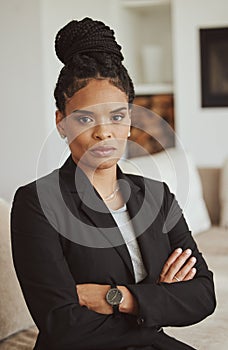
159, 248, 197, 283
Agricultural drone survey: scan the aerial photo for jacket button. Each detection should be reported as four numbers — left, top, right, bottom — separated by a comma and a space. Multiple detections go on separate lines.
137, 317, 145, 326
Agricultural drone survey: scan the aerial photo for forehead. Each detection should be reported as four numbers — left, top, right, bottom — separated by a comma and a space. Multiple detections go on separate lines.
65, 79, 128, 114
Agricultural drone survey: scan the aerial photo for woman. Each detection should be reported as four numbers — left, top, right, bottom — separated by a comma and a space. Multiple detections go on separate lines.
11, 18, 216, 350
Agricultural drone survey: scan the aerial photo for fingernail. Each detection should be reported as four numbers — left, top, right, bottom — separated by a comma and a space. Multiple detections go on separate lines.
176, 248, 182, 253
192, 268, 197, 273
190, 257, 196, 263
185, 249, 192, 255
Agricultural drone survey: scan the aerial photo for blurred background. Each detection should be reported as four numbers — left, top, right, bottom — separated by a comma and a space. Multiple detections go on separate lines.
0, 0, 228, 202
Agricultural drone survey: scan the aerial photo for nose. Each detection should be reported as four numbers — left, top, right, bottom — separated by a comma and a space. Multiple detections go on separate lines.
92, 124, 112, 140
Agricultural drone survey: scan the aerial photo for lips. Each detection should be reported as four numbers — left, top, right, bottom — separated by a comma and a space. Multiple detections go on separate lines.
90, 145, 117, 157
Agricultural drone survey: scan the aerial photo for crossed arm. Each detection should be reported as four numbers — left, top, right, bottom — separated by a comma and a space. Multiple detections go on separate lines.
76, 247, 197, 315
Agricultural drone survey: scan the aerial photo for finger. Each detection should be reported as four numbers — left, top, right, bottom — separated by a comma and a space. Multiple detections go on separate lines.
165, 248, 192, 281
160, 248, 183, 278
183, 267, 197, 281
174, 256, 197, 282
76, 284, 88, 306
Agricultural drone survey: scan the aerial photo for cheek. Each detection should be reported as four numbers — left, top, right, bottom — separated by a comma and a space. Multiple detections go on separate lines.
116, 122, 130, 136
65, 123, 91, 144
68, 130, 91, 150
111, 113, 130, 133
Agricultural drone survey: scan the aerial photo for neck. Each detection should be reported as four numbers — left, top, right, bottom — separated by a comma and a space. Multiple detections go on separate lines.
73, 158, 124, 210
74, 160, 118, 197
88, 167, 118, 193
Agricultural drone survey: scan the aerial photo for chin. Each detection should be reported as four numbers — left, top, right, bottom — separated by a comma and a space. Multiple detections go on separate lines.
95, 157, 120, 170
75, 152, 123, 172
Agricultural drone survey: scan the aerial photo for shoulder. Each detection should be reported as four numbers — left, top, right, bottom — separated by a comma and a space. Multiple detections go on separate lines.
121, 171, 175, 212
15, 169, 58, 194
13, 155, 73, 201
121, 171, 169, 193
12, 168, 61, 213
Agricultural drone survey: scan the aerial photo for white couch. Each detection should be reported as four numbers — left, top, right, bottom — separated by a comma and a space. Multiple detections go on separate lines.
165, 167, 228, 349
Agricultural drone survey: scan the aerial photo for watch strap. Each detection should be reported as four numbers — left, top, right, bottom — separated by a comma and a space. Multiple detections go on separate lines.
109, 283, 120, 317
112, 304, 119, 316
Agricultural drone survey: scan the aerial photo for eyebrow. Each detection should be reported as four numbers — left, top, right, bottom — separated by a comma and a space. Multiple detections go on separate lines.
110, 107, 128, 113
71, 109, 94, 115
71, 107, 128, 115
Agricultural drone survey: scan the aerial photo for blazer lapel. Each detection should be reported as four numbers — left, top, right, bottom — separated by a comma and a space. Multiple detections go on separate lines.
59, 156, 135, 279
79, 190, 136, 280
59, 156, 165, 282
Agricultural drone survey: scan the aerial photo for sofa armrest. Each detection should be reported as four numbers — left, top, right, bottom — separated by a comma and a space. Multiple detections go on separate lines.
198, 167, 220, 225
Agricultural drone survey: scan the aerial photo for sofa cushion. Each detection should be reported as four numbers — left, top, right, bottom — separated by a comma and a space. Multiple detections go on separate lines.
165, 226, 228, 350
0, 326, 37, 350
0, 199, 34, 341
220, 157, 228, 228
119, 148, 211, 234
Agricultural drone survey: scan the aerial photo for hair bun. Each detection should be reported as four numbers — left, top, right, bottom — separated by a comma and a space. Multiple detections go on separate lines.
55, 17, 124, 65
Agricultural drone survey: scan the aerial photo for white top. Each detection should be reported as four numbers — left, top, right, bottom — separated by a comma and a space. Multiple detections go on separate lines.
110, 205, 147, 283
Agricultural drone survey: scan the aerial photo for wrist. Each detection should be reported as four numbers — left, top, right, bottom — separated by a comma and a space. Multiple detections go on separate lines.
105, 285, 124, 315
117, 285, 138, 315
117, 286, 126, 313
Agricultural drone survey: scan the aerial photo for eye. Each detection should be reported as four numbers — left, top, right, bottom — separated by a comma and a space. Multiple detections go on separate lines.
78, 116, 94, 124
111, 114, 125, 122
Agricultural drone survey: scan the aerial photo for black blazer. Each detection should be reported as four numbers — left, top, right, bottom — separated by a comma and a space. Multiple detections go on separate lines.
11, 155, 216, 350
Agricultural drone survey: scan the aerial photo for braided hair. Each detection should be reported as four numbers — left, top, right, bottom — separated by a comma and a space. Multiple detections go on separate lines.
54, 17, 135, 114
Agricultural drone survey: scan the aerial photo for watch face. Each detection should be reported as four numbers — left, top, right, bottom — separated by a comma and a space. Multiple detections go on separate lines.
106, 288, 123, 306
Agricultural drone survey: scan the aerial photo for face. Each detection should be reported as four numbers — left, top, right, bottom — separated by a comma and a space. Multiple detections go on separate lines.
56, 79, 131, 172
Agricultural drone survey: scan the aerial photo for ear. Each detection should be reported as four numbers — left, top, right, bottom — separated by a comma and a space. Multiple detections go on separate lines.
128, 107, 132, 119
128, 108, 132, 129
56, 110, 66, 138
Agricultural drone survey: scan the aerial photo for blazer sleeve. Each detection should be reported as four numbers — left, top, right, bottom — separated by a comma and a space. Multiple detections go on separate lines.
10, 184, 160, 350
126, 182, 216, 329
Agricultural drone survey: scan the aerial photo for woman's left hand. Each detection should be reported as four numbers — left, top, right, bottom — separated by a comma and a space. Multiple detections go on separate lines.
76, 284, 138, 315
159, 248, 197, 283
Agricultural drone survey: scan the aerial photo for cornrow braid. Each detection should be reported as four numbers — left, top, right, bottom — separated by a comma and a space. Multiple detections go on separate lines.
54, 17, 135, 113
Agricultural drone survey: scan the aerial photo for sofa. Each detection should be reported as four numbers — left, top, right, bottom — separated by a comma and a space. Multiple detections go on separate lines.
165, 167, 228, 349
0, 149, 227, 349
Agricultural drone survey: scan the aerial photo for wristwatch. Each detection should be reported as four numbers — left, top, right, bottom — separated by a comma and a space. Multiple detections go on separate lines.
105, 284, 124, 315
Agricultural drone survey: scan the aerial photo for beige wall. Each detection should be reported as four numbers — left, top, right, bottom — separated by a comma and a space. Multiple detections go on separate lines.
0, 0, 46, 202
